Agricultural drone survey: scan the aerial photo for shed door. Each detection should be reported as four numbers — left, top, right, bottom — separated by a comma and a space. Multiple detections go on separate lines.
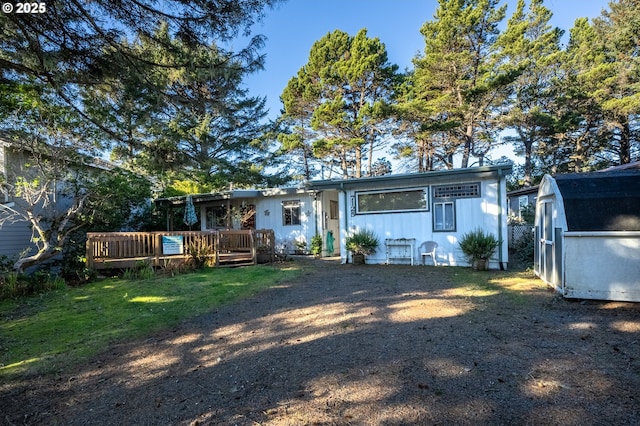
539, 201, 555, 285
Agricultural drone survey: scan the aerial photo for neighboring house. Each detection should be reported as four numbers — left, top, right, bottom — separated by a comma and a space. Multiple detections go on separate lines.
0, 137, 115, 263
161, 164, 513, 268
533, 170, 640, 301
507, 185, 538, 221
0, 139, 38, 258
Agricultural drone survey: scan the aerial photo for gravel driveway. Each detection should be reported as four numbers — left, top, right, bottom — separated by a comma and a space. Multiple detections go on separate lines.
3, 258, 640, 425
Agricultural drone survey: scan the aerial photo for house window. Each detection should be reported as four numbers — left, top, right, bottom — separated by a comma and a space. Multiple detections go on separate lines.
356, 189, 428, 214
282, 200, 301, 225
433, 183, 480, 199
330, 200, 339, 219
433, 201, 455, 231
205, 205, 226, 229
518, 195, 529, 218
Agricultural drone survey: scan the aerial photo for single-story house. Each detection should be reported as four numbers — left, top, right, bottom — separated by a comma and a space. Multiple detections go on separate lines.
156, 187, 341, 256
533, 170, 640, 301
507, 185, 538, 220
311, 164, 512, 268
158, 164, 513, 268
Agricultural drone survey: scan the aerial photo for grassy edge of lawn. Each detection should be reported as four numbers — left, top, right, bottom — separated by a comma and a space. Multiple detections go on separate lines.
0, 263, 304, 380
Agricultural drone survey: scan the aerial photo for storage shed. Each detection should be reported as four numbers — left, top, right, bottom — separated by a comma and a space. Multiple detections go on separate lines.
534, 170, 640, 301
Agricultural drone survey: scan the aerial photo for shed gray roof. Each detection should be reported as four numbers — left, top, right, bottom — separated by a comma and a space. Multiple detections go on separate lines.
555, 170, 640, 231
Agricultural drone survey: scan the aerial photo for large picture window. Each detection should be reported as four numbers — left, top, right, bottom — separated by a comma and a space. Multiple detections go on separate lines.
433, 201, 455, 231
282, 200, 301, 225
356, 189, 428, 214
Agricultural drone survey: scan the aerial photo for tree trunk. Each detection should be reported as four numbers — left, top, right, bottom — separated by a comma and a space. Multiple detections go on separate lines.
619, 119, 631, 165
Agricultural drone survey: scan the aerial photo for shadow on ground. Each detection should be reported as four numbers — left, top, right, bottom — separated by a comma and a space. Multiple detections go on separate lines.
2, 258, 640, 425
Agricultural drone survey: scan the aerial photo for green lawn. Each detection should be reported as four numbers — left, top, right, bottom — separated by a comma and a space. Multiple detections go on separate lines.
0, 264, 303, 379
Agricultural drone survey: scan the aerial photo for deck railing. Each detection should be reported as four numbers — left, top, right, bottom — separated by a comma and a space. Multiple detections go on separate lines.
86, 229, 275, 270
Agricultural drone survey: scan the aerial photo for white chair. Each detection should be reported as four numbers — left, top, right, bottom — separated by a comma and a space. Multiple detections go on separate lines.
419, 241, 438, 266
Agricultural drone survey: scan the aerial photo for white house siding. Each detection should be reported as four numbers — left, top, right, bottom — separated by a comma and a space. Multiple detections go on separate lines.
336, 177, 508, 267
564, 232, 640, 301
254, 193, 316, 254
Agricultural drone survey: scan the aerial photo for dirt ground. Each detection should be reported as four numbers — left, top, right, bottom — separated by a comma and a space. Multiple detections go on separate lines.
2, 257, 640, 425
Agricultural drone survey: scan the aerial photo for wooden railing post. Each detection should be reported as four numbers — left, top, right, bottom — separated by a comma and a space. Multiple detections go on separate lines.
251, 230, 257, 265
214, 231, 220, 267
154, 232, 162, 266
86, 233, 94, 271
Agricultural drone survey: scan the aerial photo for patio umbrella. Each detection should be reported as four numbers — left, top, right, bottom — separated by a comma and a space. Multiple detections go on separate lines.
183, 195, 198, 230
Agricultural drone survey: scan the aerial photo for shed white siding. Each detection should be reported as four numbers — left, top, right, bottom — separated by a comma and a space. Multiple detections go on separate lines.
534, 173, 640, 302
563, 232, 640, 301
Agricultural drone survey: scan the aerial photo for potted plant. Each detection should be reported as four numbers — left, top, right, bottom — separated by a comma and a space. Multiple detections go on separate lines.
346, 229, 379, 265
458, 228, 500, 271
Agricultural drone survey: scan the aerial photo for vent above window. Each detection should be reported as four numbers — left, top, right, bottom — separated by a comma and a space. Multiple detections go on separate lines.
433, 183, 480, 199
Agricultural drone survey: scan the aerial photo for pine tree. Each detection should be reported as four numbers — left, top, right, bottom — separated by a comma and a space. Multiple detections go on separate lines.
412, 0, 511, 168
281, 29, 398, 179
496, 0, 563, 185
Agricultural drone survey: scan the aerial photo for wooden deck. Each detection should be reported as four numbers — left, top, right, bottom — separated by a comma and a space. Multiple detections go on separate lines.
86, 229, 275, 270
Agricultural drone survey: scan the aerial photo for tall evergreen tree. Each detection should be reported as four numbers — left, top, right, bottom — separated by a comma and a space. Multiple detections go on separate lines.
551, 17, 610, 173
281, 29, 398, 179
412, 0, 511, 168
278, 70, 322, 181
391, 70, 455, 171
0, 0, 281, 188
592, 0, 640, 165
496, 0, 564, 185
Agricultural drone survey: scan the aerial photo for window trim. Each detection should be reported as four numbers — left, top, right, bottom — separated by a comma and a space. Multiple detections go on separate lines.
518, 195, 529, 218
433, 200, 456, 232
355, 187, 429, 215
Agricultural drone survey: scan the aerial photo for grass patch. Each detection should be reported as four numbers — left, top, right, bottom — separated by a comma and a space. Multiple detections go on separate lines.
0, 264, 302, 379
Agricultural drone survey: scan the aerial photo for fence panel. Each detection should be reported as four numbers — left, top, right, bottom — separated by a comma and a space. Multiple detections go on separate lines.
508, 224, 534, 249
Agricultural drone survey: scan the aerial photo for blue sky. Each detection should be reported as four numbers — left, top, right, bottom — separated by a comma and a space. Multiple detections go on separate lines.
243, 0, 612, 166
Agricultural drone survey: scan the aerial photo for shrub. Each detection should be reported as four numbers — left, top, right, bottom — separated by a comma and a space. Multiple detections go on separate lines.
458, 229, 500, 270
187, 237, 213, 269
0, 270, 66, 299
310, 235, 323, 256
511, 228, 535, 269
346, 229, 379, 256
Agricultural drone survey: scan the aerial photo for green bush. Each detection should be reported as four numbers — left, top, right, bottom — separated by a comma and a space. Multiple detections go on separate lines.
0, 270, 66, 299
187, 237, 213, 269
511, 228, 535, 269
310, 235, 323, 256
346, 229, 379, 256
459, 229, 500, 270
